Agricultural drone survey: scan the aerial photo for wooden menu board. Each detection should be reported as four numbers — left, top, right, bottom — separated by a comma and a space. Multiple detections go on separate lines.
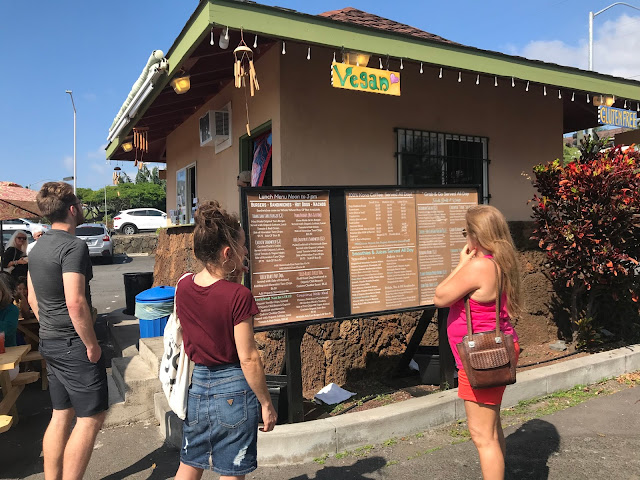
246, 191, 334, 328
346, 188, 478, 315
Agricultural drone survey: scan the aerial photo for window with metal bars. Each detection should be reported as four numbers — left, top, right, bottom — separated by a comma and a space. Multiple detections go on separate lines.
395, 128, 490, 203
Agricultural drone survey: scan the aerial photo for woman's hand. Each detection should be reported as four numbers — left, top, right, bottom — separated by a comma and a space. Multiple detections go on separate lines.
458, 245, 476, 266
260, 403, 277, 432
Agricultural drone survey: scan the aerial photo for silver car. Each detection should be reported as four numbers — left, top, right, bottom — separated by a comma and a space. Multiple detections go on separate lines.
75, 223, 114, 263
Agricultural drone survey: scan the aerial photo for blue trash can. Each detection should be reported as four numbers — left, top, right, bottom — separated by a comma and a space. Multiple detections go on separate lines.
135, 286, 176, 338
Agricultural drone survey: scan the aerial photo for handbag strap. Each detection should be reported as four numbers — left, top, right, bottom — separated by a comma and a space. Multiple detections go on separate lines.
173, 273, 192, 322
463, 257, 503, 337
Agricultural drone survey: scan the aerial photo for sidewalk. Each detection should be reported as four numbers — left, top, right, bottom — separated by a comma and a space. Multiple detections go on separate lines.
5, 382, 638, 479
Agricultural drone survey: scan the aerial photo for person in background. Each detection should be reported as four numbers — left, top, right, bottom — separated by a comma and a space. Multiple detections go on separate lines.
28, 182, 107, 480
2, 230, 29, 279
174, 200, 276, 480
27, 224, 45, 255
236, 170, 252, 188
433, 205, 521, 480
15, 276, 34, 320
0, 275, 20, 381
0, 274, 19, 347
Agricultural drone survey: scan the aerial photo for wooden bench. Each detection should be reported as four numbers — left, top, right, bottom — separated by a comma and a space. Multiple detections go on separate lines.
0, 415, 13, 434
11, 371, 40, 387
20, 351, 48, 390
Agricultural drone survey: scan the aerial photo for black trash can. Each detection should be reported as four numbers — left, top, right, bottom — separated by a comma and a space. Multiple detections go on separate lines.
122, 272, 154, 315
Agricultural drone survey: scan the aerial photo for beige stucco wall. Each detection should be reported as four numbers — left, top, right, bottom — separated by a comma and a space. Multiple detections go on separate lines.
165, 42, 562, 221
279, 44, 563, 221
165, 45, 281, 216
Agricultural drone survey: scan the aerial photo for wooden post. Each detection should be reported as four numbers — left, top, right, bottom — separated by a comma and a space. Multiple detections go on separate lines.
438, 308, 456, 390
394, 308, 435, 376
284, 326, 305, 423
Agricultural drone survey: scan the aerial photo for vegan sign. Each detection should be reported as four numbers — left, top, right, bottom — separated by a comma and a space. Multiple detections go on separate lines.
598, 105, 638, 129
331, 62, 401, 96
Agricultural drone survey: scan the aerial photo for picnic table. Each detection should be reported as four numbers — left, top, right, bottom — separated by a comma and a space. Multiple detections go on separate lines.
0, 344, 35, 433
17, 317, 40, 345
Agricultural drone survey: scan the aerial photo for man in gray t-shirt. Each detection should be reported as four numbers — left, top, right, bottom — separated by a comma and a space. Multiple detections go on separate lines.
29, 229, 93, 340
27, 182, 107, 480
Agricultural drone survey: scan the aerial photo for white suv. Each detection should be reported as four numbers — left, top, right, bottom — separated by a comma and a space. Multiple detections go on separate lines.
113, 208, 167, 235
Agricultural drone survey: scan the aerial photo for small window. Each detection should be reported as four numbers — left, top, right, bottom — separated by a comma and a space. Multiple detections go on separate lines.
147, 210, 163, 217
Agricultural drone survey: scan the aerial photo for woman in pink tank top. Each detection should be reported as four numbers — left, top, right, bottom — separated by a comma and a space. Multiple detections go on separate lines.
433, 205, 522, 480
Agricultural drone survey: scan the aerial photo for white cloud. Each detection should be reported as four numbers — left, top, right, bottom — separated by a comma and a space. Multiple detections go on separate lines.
90, 161, 108, 176
511, 14, 640, 79
63, 155, 73, 171
87, 144, 108, 159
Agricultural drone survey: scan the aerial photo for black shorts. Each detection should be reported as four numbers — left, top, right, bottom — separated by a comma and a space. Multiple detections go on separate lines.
39, 337, 109, 417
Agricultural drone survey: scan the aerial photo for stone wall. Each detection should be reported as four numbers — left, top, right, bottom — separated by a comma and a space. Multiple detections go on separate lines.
154, 222, 558, 398
113, 233, 158, 255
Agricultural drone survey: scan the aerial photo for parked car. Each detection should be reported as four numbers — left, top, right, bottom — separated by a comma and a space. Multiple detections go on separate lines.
113, 208, 167, 235
75, 223, 113, 263
1, 218, 50, 234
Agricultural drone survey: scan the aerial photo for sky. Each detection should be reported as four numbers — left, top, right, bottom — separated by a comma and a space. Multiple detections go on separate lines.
2, 1, 640, 191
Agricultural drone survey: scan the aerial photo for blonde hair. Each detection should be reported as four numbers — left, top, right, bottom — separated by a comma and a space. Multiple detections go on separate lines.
466, 205, 522, 319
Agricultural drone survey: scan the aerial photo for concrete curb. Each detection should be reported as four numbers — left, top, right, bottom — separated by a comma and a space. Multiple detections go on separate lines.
255, 343, 640, 465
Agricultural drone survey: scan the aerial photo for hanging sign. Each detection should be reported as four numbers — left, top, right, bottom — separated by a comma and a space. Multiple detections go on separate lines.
331, 62, 401, 96
598, 105, 638, 129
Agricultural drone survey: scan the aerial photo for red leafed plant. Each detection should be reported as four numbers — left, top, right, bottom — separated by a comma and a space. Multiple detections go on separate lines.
531, 134, 640, 343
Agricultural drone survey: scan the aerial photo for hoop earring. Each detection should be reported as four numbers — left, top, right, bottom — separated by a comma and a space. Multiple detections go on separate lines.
222, 259, 237, 275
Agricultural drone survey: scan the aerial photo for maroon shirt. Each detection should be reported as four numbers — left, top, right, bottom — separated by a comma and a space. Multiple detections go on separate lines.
176, 275, 259, 367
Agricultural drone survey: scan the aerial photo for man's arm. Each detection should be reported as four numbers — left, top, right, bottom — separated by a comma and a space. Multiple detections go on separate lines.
63, 272, 101, 362
26, 272, 39, 320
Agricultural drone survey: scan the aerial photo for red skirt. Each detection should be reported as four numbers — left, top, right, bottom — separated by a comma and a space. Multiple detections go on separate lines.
457, 342, 520, 406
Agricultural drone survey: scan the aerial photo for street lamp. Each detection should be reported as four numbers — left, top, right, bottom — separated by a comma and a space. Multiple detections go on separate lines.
65, 90, 77, 194
589, 3, 640, 71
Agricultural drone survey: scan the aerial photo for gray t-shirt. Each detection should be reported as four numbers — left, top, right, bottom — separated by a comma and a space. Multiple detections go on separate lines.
29, 229, 93, 340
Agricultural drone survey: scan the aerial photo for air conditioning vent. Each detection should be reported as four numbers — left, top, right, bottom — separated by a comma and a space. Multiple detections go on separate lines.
199, 102, 232, 153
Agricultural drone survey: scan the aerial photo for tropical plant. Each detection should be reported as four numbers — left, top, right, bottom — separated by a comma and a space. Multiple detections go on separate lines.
530, 136, 640, 343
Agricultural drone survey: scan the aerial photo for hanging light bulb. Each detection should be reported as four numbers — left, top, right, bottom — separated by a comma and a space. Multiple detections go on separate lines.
420, 62, 423, 74
458, 72, 461, 82
379, 57, 383, 69
439, 68, 443, 79
476, 74, 480, 85
637, 102, 639, 112
333, 52, 336, 63
210, 28, 214, 46
587, 93, 590, 103
494, 76, 498, 87
282, 42, 286, 55
572, 92, 575, 102
511, 77, 515, 87
543, 86, 547, 96
253, 35, 258, 48
526, 81, 529, 92
218, 27, 230, 49
558, 90, 562, 99
398, 58, 403, 70
307, 47, 311, 60
624, 99, 628, 108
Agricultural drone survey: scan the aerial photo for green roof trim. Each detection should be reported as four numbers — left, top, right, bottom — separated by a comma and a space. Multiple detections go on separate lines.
107, 0, 640, 159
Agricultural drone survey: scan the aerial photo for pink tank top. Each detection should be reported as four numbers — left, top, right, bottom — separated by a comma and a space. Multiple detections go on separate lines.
446, 259, 518, 369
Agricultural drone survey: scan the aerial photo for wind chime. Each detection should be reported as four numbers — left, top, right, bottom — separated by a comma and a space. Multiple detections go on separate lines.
233, 31, 259, 136
112, 166, 121, 185
132, 127, 149, 169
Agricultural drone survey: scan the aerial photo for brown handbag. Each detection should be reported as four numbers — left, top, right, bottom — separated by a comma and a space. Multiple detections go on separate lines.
456, 259, 517, 389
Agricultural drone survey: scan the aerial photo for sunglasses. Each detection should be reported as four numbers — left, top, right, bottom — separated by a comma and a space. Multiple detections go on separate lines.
462, 228, 467, 238
16, 236, 27, 240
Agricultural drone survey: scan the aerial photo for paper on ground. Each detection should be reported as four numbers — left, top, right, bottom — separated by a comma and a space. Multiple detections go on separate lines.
314, 383, 356, 405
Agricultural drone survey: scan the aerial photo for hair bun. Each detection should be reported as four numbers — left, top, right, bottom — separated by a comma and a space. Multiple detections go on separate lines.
194, 200, 223, 228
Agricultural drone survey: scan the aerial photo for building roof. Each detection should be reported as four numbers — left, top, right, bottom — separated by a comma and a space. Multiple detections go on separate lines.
318, 7, 457, 46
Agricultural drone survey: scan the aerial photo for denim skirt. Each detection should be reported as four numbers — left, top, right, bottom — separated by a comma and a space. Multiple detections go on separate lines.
181, 363, 259, 475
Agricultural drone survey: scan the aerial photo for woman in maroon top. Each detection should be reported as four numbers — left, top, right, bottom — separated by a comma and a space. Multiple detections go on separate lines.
175, 201, 277, 480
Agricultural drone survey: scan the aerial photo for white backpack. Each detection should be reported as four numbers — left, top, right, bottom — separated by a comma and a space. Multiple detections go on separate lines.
158, 273, 193, 420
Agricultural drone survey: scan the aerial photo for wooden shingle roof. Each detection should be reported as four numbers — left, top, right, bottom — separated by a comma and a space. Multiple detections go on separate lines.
318, 7, 457, 45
